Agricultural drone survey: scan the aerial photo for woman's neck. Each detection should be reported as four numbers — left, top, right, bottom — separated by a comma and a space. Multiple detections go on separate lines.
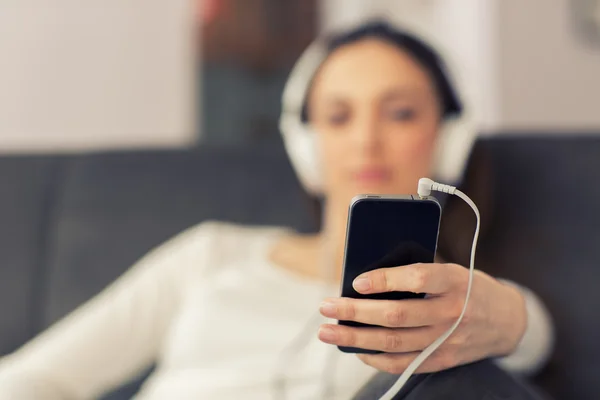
320, 200, 350, 281
267, 199, 351, 284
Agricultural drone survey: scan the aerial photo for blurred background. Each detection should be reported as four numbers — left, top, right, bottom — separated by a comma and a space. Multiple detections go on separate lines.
1, 1, 600, 399
2, 0, 600, 152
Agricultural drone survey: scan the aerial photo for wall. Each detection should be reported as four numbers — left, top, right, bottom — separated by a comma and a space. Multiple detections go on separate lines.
496, 0, 600, 131
3, 0, 598, 152
0, 0, 197, 153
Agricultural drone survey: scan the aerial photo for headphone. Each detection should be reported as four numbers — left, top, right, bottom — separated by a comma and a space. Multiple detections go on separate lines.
279, 22, 478, 195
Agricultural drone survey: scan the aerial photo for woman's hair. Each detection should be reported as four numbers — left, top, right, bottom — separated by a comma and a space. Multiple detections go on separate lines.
301, 20, 463, 123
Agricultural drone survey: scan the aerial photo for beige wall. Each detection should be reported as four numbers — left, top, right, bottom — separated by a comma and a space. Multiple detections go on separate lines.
0, 0, 197, 153
496, 0, 600, 131
3, 0, 597, 153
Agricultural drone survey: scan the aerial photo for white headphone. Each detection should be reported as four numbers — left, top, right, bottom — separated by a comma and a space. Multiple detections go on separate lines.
279, 21, 478, 195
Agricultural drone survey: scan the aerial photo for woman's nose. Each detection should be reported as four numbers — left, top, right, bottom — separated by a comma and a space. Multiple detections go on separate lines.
352, 115, 382, 155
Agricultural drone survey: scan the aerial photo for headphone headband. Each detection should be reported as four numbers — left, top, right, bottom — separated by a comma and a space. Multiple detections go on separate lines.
279, 40, 327, 134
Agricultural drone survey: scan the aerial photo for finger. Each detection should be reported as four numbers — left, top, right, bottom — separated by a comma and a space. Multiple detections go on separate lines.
318, 324, 441, 353
319, 297, 452, 327
357, 349, 459, 375
353, 263, 457, 295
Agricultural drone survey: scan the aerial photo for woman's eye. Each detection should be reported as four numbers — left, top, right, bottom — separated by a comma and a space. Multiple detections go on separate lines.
389, 108, 416, 121
327, 113, 349, 125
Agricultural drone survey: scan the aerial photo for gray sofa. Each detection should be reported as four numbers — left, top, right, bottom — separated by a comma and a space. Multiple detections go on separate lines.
1, 135, 599, 399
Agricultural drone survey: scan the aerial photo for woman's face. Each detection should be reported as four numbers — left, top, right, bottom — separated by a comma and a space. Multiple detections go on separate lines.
308, 38, 442, 204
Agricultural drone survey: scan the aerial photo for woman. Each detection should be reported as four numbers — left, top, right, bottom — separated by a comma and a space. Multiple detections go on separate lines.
0, 21, 552, 400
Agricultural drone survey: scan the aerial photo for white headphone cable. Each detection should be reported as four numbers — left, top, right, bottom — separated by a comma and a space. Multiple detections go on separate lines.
377, 178, 480, 400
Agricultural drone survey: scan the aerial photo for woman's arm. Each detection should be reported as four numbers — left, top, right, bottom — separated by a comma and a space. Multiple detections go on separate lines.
317, 263, 553, 376
495, 280, 554, 375
0, 222, 217, 400
432, 255, 555, 375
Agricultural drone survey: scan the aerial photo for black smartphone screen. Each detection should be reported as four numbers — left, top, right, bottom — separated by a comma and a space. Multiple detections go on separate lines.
338, 196, 441, 353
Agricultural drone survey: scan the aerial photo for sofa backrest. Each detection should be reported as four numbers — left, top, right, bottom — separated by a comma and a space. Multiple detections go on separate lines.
0, 156, 65, 354
476, 136, 600, 399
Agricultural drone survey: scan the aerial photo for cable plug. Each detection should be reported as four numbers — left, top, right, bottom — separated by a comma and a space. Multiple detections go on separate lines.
417, 177, 457, 198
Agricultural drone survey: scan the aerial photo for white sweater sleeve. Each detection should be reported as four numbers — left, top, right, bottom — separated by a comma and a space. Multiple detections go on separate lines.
0, 223, 216, 400
495, 279, 554, 375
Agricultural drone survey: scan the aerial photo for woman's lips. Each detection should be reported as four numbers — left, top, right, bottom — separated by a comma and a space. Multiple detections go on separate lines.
352, 168, 392, 184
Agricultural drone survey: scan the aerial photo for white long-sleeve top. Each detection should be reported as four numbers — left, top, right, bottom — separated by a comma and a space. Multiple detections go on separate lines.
0, 222, 553, 400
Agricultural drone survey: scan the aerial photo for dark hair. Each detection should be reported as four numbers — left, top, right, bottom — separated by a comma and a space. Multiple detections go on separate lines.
301, 20, 463, 123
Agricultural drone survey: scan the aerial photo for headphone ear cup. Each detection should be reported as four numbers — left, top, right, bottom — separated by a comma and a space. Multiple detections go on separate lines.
281, 118, 323, 195
279, 39, 327, 195
432, 116, 477, 184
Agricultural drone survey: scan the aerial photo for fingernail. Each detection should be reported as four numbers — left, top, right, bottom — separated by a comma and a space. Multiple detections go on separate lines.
319, 301, 338, 317
353, 277, 371, 292
318, 326, 338, 342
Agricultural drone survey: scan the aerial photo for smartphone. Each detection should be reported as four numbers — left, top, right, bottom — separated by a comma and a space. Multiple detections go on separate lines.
337, 194, 442, 354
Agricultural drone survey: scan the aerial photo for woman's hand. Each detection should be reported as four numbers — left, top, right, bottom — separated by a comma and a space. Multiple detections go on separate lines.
317, 263, 527, 374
